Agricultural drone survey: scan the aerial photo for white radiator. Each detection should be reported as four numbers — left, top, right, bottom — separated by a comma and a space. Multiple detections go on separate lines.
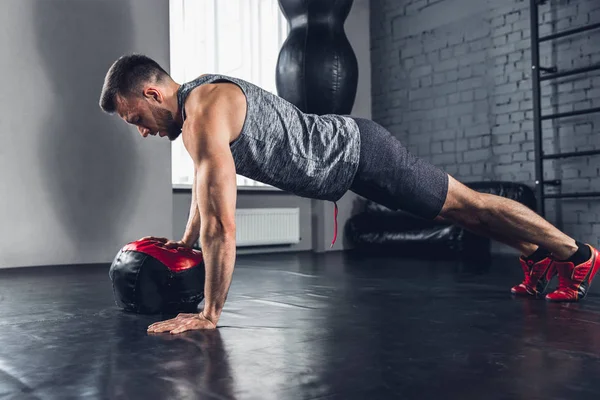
235, 208, 300, 247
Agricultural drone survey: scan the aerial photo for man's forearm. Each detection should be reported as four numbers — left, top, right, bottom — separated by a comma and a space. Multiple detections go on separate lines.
181, 176, 201, 246
200, 230, 236, 322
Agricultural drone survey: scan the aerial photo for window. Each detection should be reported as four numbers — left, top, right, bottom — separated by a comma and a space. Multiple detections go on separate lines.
169, 0, 289, 188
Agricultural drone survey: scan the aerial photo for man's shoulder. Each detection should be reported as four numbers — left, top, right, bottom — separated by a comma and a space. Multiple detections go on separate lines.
187, 81, 244, 115
182, 84, 246, 145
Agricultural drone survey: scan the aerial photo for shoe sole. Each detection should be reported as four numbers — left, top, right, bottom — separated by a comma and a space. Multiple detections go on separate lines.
511, 289, 535, 297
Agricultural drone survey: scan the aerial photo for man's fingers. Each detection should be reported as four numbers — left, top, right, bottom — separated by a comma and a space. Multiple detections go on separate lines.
171, 320, 217, 334
148, 315, 216, 335
148, 320, 179, 332
148, 319, 172, 329
147, 323, 165, 331
148, 315, 197, 333
148, 324, 173, 333
170, 318, 202, 334
148, 314, 196, 331
171, 318, 202, 333
150, 324, 178, 333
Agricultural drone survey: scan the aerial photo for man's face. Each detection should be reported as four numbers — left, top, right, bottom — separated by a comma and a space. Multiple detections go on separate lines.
116, 94, 181, 141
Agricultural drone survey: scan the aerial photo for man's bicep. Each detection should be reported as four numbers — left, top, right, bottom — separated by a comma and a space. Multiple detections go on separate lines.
194, 150, 237, 233
184, 108, 237, 232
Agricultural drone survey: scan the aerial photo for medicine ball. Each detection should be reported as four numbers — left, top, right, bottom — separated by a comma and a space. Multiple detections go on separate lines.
109, 238, 205, 314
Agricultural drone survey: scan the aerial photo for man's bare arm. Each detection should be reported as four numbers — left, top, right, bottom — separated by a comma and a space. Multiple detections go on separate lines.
146, 87, 241, 334
195, 155, 237, 322
188, 108, 238, 324
180, 169, 201, 247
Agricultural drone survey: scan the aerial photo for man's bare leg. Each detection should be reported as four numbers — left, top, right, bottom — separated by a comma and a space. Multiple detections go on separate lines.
436, 175, 600, 301
437, 175, 577, 260
436, 213, 539, 256
435, 198, 557, 296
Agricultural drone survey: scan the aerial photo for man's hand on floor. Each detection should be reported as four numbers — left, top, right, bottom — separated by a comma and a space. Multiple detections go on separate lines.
147, 312, 217, 334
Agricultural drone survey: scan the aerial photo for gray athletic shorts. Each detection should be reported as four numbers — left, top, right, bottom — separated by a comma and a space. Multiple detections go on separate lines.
349, 117, 449, 220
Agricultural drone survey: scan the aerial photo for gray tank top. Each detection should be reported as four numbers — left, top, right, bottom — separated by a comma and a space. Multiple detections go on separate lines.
176, 74, 361, 202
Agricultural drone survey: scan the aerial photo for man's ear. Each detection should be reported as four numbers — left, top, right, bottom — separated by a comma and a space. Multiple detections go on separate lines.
143, 87, 162, 104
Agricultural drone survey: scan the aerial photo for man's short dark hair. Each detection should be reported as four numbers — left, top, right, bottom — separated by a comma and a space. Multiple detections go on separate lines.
99, 54, 169, 113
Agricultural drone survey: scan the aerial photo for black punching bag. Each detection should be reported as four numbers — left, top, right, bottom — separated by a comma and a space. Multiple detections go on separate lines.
276, 0, 358, 115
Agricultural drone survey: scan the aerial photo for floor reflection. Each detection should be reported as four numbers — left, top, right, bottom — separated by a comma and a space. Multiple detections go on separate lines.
0, 252, 599, 399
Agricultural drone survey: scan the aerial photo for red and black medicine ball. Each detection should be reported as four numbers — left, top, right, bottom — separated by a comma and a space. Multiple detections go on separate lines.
109, 238, 205, 314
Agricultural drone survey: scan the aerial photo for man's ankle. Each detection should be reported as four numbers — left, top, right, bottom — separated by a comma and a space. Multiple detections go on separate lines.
522, 246, 550, 263
553, 241, 590, 265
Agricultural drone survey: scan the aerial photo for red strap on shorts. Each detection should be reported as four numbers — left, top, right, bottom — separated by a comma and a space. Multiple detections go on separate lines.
330, 202, 338, 248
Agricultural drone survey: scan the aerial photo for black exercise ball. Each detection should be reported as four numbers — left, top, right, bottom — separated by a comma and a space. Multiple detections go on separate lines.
109, 238, 205, 314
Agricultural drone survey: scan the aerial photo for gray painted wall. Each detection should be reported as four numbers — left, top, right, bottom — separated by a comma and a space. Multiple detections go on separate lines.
172, 0, 372, 254
371, 0, 600, 253
0, 0, 172, 268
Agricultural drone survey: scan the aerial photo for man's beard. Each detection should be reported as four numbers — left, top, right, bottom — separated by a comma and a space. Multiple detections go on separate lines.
152, 106, 181, 141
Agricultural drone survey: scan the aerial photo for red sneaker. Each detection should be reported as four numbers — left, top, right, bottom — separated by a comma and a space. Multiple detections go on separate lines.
511, 256, 555, 297
546, 244, 600, 302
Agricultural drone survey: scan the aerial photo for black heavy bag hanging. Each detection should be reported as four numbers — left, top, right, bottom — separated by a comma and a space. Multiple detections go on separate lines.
276, 0, 359, 115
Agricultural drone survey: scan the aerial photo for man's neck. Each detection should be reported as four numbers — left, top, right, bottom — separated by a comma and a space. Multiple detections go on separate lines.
165, 82, 183, 125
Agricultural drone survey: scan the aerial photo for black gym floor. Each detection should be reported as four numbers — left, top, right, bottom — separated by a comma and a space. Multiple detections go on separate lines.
1, 252, 599, 399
